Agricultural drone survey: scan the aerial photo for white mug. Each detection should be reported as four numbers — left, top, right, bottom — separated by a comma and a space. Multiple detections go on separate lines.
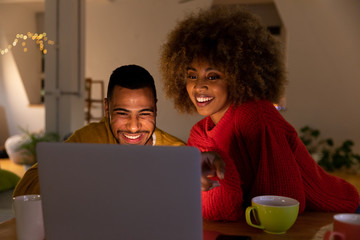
13, 195, 45, 240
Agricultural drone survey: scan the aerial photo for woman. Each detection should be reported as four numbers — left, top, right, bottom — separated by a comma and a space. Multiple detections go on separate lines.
160, 6, 359, 221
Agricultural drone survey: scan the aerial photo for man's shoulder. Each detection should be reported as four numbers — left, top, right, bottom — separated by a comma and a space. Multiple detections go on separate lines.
154, 128, 185, 146
65, 117, 115, 143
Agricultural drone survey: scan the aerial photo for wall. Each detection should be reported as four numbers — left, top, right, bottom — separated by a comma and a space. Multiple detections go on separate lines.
85, 0, 211, 142
1, 0, 360, 152
85, 0, 360, 150
0, 2, 45, 145
274, 0, 360, 152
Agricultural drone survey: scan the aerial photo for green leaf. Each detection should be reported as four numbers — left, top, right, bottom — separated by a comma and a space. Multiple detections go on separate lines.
15, 129, 61, 162
311, 130, 320, 138
325, 139, 334, 146
300, 126, 310, 133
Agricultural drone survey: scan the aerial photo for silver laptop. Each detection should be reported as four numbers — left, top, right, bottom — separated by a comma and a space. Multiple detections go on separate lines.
37, 142, 202, 240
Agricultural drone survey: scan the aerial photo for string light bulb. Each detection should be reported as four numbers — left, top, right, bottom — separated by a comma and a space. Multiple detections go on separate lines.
0, 32, 54, 56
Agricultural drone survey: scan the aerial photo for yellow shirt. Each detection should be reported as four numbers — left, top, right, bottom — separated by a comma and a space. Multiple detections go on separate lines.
65, 117, 185, 146
13, 117, 185, 197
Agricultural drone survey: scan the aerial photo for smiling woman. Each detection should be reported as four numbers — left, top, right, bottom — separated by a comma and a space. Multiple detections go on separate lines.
160, 5, 360, 221
186, 60, 230, 124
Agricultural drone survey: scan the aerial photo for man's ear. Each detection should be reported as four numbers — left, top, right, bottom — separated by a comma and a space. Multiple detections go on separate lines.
104, 98, 109, 118
155, 99, 158, 117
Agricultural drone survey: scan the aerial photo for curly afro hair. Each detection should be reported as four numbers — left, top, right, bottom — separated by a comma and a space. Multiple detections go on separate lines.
160, 6, 287, 114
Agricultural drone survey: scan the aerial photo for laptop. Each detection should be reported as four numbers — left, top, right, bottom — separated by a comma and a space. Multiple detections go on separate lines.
37, 142, 202, 240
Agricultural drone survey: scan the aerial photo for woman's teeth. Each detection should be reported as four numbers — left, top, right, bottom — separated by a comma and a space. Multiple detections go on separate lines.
196, 96, 214, 103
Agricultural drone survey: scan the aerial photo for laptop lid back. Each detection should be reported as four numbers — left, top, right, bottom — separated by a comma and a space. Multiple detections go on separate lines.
37, 142, 202, 240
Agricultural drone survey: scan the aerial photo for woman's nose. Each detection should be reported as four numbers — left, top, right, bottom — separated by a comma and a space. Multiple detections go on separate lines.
194, 77, 207, 89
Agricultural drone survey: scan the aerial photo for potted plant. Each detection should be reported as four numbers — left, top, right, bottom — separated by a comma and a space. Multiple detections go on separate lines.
5, 129, 60, 168
299, 126, 360, 174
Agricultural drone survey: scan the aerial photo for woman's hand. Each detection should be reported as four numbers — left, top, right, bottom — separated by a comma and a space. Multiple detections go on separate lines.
201, 151, 225, 191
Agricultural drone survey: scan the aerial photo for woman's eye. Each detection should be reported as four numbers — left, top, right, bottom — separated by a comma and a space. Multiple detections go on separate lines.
187, 74, 197, 80
208, 75, 220, 80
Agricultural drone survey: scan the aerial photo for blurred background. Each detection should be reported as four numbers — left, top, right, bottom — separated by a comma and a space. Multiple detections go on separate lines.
0, 0, 359, 153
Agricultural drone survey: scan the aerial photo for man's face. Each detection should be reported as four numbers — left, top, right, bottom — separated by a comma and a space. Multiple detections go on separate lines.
105, 86, 157, 145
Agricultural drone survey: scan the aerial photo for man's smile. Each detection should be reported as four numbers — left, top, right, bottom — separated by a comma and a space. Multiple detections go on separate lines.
123, 133, 142, 139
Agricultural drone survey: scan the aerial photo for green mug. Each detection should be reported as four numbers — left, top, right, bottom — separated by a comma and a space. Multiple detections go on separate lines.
245, 195, 299, 234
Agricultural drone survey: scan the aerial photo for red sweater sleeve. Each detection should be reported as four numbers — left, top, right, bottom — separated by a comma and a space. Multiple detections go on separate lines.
239, 101, 359, 213
188, 120, 244, 221
239, 110, 307, 213
293, 138, 359, 212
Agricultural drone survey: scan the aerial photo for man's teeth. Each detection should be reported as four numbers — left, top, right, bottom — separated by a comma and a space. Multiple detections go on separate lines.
124, 134, 141, 139
196, 96, 214, 103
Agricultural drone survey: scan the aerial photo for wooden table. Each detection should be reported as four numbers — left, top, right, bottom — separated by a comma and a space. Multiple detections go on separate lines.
0, 218, 16, 240
203, 211, 334, 240
0, 158, 26, 178
0, 212, 334, 240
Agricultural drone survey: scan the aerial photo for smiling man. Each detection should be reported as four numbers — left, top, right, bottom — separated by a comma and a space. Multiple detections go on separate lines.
107, 86, 156, 145
64, 65, 184, 146
12, 65, 185, 197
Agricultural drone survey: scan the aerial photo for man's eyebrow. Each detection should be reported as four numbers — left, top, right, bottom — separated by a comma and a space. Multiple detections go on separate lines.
113, 108, 154, 113
113, 108, 130, 112
139, 108, 154, 113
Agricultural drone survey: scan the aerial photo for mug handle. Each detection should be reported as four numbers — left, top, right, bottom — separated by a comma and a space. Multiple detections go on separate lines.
245, 206, 264, 230
324, 231, 345, 240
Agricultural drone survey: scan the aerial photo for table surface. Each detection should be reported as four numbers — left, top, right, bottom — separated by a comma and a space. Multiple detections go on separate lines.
0, 211, 335, 240
0, 158, 26, 178
203, 211, 334, 240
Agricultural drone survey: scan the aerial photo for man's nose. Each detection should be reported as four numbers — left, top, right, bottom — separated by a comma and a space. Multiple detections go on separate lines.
127, 116, 140, 132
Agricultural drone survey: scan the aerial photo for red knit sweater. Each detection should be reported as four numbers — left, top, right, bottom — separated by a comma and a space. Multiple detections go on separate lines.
187, 100, 359, 221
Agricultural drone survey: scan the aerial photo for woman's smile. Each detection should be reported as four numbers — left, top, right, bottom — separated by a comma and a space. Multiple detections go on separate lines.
195, 95, 215, 106
186, 60, 231, 124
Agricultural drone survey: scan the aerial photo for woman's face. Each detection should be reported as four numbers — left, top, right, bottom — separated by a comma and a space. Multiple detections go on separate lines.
186, 60, 231, 124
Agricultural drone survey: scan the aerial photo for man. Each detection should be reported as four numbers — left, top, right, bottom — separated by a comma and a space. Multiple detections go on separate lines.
13, 65, 224, 197
64, 65, 184, 146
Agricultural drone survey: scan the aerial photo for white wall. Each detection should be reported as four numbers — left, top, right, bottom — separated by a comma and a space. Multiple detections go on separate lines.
0, 2, 45, 145
275, 0, 360, 152
85, 0, 210, 142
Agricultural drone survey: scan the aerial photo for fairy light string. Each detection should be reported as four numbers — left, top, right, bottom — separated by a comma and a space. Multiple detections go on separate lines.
0, 32, 54, 56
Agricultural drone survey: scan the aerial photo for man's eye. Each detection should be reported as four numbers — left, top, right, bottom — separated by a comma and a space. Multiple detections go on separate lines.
139, 112, 152, 116
116, 112, 128, 116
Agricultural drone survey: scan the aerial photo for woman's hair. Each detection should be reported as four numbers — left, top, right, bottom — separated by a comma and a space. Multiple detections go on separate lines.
160, 6, 287, 113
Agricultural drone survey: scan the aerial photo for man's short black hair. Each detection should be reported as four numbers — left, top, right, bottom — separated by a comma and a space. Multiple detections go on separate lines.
107, 65, 157, 101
